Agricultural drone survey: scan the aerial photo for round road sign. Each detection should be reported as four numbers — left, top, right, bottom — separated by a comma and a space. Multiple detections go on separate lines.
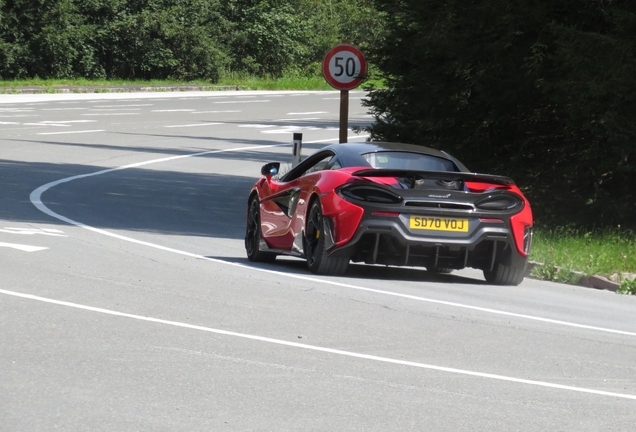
322, 44, 367, 91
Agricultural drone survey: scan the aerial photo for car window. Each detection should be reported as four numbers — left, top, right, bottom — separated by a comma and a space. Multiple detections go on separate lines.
303, 154, 339, 175
280, 151, 339, 181
362, 151, 456, 172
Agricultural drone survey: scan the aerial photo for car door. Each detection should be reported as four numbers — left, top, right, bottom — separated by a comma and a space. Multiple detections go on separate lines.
260, 151, 338, 251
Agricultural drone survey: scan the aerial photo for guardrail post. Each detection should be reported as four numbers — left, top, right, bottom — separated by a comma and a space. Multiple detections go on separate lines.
292, 133, 303, 167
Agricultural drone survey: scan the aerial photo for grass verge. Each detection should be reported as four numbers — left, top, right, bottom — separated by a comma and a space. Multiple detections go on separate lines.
530, 227, 636, 294
0, 76, 384, 91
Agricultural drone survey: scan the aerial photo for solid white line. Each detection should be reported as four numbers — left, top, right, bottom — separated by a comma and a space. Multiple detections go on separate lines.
0, 243, 48, 252
38, 130, 105, 135
1, 287, 635, 401
27, 140, 636, 339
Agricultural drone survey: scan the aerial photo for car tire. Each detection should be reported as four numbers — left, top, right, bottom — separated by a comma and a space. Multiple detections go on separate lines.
483, 260, 526, 286
245, 197, 277, 263
304, 200, 349, 276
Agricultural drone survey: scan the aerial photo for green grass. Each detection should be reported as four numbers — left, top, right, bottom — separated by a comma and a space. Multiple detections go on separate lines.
530, 227, 636, 292
0, 76, 384, 91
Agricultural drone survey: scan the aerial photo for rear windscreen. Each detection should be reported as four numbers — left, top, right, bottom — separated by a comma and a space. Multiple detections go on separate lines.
362, 151, 456, 172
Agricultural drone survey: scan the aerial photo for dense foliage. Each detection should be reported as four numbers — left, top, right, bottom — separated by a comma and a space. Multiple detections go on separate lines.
365, 0, 636, 229
0, 0, 384, 80
2, 0, 634, 230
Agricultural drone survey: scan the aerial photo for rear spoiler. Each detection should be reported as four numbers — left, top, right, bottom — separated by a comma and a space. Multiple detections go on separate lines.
351, 169, 515, 186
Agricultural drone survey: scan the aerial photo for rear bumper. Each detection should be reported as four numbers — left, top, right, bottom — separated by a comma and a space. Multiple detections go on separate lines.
331, 214, 527, 272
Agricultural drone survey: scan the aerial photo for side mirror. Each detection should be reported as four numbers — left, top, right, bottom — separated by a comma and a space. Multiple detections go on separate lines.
261, 162, 280, 177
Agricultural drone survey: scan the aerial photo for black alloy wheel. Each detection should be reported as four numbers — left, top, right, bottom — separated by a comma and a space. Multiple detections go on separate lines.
304, 200, 349, 275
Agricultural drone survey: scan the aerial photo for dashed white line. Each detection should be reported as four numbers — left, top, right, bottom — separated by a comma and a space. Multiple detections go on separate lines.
81, 113, 140, 116
37, 130, 105, 135
39, 120, 97, 124
213, 100, 271, 104
273, 118, 321, 122
0, 243, 48, 252
164, 122, 223, 128
191, 110, 241, 114
92, 104, 152, 108
287, 112, 328, 115
152, 109, 196, 112
1, 227, 67, 237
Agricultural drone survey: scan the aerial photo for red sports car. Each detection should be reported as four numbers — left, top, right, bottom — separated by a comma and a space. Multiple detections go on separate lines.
245, 142, 533, 285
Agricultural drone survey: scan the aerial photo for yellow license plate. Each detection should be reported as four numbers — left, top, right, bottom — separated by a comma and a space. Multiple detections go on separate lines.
410, 216, 469, 232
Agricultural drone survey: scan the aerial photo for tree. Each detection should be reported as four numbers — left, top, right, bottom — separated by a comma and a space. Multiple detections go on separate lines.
365, 0, 636, 228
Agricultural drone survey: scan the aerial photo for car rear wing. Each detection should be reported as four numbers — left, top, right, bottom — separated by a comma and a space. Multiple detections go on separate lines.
351, 169, 515, 186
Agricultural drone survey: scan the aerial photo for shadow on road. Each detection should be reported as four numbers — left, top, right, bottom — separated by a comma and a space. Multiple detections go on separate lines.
205, 255, 486, 285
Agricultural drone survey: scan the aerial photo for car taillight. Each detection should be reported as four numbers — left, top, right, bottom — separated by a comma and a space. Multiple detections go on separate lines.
338, 184, 403, 204
475, 193, 523, 211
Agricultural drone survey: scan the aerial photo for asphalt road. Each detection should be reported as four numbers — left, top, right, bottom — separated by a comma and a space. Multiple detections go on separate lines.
1, 91, 635, 431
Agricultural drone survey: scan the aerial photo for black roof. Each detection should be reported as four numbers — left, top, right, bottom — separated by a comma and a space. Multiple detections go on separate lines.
322, 142, 469, 172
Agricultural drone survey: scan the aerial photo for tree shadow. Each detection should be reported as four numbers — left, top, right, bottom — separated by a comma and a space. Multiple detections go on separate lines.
0, 158, 256, 240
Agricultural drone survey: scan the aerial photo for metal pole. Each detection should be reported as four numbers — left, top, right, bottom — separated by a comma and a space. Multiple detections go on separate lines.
339, 90, 349, 143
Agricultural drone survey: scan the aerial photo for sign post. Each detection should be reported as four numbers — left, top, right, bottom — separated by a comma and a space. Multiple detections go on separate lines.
322, 43, 367, 143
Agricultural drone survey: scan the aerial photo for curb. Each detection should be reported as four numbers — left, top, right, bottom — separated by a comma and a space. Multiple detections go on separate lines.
527, 261, 622, 292
0, 84, 242, 94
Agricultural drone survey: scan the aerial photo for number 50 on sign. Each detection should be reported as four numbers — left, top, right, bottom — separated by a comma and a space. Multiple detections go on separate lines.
322, 44, 367, 91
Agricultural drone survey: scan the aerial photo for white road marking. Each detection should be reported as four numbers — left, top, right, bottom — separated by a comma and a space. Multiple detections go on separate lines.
0, 243, 48, 252
42, 108, 87, 111
262, 126, 338, 134
24, 134, 636, 401
273, 118, 321, 122
1, 227, 66, 237
24, 122, 70, 127
213, 100, 271, 104
38, 130, 105, 135
191, 110, 240, 114
287, 112, 328, 115
92, 104, 152, 108
39, 120, 97, 124
2, 287, 635, 401
88, 108, 141, 111
0, 121, 20, 125
164, 122, 223, 128
238, 124, 274, 128
81, 113, 140, 116
152, 109, 196, 112
28, 140, 636, 339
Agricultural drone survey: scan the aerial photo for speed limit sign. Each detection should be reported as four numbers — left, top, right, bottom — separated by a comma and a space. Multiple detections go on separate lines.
322, 44, 367, 91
